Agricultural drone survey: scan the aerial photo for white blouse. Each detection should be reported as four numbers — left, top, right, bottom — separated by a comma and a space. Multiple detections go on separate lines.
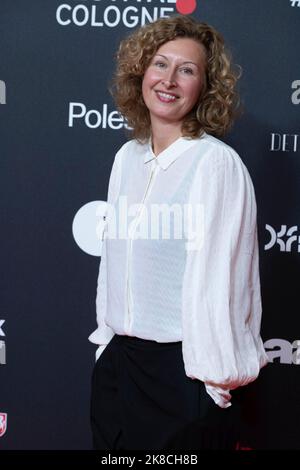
89, 132, 269, 408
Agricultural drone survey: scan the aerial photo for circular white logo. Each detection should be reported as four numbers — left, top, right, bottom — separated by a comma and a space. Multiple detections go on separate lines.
72, 201, 107, 256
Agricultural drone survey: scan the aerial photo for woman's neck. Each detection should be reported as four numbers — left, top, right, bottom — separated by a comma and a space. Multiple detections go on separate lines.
150, 122, 182, 156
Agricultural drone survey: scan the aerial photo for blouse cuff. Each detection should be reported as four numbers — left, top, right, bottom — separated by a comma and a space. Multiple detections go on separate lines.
95, 344, 108, 362
88, 324, 115, 346
204, 383, 232, 409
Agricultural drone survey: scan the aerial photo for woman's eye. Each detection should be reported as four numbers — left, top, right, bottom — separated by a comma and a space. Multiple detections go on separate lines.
180, 67, 194, 75
154, 61, 166, 68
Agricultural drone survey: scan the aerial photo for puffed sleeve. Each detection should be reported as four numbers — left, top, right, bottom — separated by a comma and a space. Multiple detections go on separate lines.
88, 146, 123, 360
181, 145, 269, 408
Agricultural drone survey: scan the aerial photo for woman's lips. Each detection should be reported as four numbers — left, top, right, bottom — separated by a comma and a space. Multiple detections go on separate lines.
155, 91, 179, 103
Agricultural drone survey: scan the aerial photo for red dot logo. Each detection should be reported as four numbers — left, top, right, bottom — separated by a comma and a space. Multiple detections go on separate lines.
176, 0, 197, 15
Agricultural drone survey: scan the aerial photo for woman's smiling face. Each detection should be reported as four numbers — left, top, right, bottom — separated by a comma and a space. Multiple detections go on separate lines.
142, 37, 207, 128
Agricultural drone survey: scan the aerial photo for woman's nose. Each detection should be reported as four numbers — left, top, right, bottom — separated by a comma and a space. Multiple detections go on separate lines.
162, 79, 176, 88
161, 69, 177, 87
161, 77, 177, 88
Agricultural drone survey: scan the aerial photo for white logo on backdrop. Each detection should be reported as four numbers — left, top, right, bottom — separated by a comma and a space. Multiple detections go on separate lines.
264, 225, 300, 252
0, 320, 5, 337
56, 0, 177, 28
0, 321, 6, 366
291, 80, 300, 104
0, 413, 7, 437
264, 339, 300, 365
270, 133, 299, 152
0, 80, 6, 104
68, 102, 129, 129
290, 0, 300, 7
0, 341, 5, 365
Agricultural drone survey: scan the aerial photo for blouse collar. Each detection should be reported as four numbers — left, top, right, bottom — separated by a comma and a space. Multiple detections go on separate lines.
144, 133, 207, 170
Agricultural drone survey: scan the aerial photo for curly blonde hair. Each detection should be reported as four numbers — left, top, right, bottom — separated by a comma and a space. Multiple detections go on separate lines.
110, 15, 242, 142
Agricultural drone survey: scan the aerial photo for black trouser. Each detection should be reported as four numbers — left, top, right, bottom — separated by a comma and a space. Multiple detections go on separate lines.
90, 334, 241, 450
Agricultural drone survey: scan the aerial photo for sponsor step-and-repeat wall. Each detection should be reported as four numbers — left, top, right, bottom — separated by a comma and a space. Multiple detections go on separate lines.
1, 0, 299, 449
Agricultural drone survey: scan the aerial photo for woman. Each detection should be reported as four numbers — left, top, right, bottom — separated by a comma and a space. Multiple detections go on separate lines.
89, 15, 269, 450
